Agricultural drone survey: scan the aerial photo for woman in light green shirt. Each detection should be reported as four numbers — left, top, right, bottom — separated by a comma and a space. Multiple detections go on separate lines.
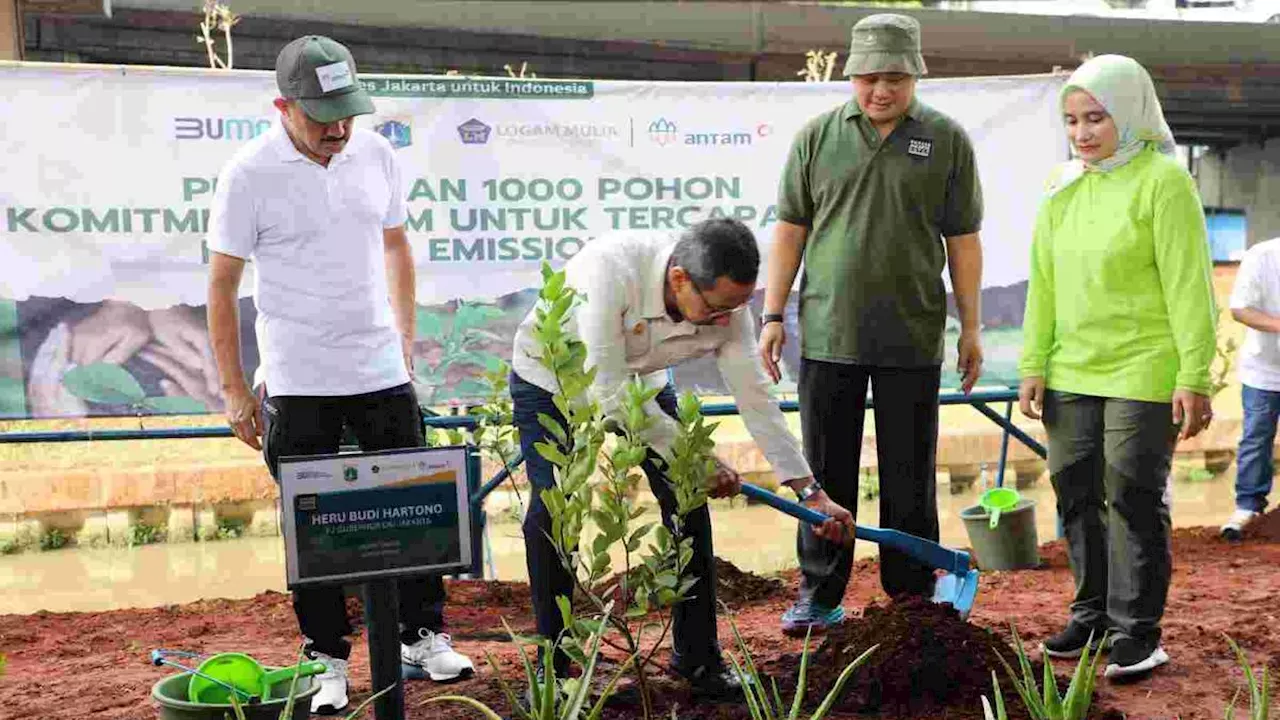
1017, 55, 1217, 680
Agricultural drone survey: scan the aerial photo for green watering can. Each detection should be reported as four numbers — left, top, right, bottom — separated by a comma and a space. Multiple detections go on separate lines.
188, 652, 328, 704
980, 487, 1021, 529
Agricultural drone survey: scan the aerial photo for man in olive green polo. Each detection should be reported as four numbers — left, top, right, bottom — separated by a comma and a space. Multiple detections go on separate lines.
758, 13, 985, 635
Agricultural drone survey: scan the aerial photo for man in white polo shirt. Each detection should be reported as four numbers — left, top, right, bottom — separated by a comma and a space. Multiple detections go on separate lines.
205, 35, 473, 715
1223, 236, 1280, 540
509, 217, 855, 696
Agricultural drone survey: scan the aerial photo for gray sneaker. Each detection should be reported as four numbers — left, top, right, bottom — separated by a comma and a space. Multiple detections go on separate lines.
780, 598, 846, 637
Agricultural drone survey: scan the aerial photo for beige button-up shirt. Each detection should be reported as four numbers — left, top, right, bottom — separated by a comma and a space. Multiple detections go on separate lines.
511, 231, 812, 482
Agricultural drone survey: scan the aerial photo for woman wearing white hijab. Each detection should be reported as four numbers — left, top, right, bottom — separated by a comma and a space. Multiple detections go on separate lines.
1017, 55, 1217, 679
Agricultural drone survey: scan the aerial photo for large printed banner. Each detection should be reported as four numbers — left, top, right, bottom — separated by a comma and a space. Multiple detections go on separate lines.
0, 63, 1067, 418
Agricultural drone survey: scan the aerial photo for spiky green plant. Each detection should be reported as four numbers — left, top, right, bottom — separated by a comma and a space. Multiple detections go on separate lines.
423, 614, 632, 720
724, 607, 877, 720
1224, 634, 1270, 720
989, 623, 1105, 720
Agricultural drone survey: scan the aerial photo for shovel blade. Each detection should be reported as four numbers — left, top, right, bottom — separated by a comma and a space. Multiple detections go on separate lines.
932, 569, 980, 620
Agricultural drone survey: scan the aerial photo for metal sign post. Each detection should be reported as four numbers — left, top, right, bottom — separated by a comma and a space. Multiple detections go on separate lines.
279, 445, 476, 720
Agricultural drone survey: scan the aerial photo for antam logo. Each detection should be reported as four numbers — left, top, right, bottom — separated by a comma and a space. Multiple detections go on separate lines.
648, 118, 679, 146
647, 119, 773, 147
174, 117, 272, 141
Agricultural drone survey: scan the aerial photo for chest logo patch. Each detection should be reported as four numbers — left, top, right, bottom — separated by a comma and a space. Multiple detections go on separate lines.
907, 138, 933, 158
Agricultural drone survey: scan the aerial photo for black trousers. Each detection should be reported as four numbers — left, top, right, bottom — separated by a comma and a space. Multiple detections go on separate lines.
261, 381, 446, 660
1043, 391, 1176, 645
510, 372, 720, 670
796, 359, 942, 605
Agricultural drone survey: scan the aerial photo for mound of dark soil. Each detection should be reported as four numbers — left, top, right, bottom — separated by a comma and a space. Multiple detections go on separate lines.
714, 557, 786, 607
796, 596, 1040, 717
1246, 507, 1280, 542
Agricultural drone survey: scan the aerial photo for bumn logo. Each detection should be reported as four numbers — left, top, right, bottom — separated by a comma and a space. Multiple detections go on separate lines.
174, 117, 272, 141
374, 117, 412, 149
457, 118, 492, 145
648, 118, 679, 146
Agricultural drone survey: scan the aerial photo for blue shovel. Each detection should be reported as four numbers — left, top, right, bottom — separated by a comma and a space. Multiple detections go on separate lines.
739, 482, 980, 619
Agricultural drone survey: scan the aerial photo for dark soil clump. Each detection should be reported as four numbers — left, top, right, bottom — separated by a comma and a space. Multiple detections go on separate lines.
1246, 507, 1280, 542
798, 596, 1037, 717
714, 557, 786, 607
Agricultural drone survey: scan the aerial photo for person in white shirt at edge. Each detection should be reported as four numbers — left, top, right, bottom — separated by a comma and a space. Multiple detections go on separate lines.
205, 35, 474, 715
1222, 237, 1280, 540
509, 218, 856, 697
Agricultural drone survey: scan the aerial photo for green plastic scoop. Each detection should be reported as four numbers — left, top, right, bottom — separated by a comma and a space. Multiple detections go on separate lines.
188, 652, 327, 704
980, 487, 1021, 529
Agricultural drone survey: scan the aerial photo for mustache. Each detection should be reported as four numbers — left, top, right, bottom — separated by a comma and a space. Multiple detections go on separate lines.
321, 134, 347, 142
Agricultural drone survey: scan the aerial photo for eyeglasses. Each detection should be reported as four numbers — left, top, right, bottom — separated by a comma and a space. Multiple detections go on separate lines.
690, 283, 744, 319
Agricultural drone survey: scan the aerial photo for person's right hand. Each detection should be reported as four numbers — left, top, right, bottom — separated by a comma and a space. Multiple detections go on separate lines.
758, 321, 786, 384
224, 382, 263, 450
69, 300, 151, 367
1018, 376, 1046, 420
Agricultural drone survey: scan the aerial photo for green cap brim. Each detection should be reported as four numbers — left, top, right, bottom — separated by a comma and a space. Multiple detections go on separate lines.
298, 87, 376, 124
842, 51, 927, 77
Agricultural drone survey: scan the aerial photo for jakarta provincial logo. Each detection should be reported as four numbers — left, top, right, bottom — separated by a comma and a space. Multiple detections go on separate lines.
374, 116, 412, 149
342, 464, 358, 483
457, 118, 492, 145
648, 118, 679, 146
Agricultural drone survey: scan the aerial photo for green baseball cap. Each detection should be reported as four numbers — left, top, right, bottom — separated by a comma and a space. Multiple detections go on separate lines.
842, 13, 928, 77
275, 35, 375, 123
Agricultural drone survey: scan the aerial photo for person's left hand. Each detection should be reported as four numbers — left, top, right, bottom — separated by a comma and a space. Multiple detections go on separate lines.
1172, 389, 1213, 441
957, 329, 984, 394
708, 457, 743, 499
802, 489, 856, 545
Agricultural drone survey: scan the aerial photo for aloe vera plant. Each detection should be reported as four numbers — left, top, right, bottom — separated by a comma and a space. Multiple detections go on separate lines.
1224, 634, 1271, 720
724, 608, 877, 720
987, 623, 1105, 720
423, 613, 633, 720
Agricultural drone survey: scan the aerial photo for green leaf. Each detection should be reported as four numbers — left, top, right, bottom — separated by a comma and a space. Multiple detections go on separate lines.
1042, 652, 1063, 718
537, 413, 568, 447
535, 440, 570, 467
811, 644, 878, 720
454, 303, 505, 332
140, 396, 208, 414
415, 309, 446, 339
0, 377, 27, 416
421, 696, 505, 720
62, 363, 145, 404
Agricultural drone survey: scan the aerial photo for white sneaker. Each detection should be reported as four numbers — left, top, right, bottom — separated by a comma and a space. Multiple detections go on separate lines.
1221, 508, 1259, 541
401, 629, 475, 682
307, 651, 350, 715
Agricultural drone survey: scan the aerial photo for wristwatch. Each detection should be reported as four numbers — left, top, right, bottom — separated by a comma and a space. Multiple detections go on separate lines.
792, 481, 822, 503
761, 313, 784, 326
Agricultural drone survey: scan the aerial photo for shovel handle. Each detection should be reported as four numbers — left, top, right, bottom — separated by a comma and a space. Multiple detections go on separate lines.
740, 482, 828, 525
740, 483, 972, 577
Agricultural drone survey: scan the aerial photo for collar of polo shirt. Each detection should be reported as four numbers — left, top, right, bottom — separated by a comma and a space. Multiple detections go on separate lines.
843, 96, 924, 123
268, 122, 353, 166
640, 241, 678, 319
